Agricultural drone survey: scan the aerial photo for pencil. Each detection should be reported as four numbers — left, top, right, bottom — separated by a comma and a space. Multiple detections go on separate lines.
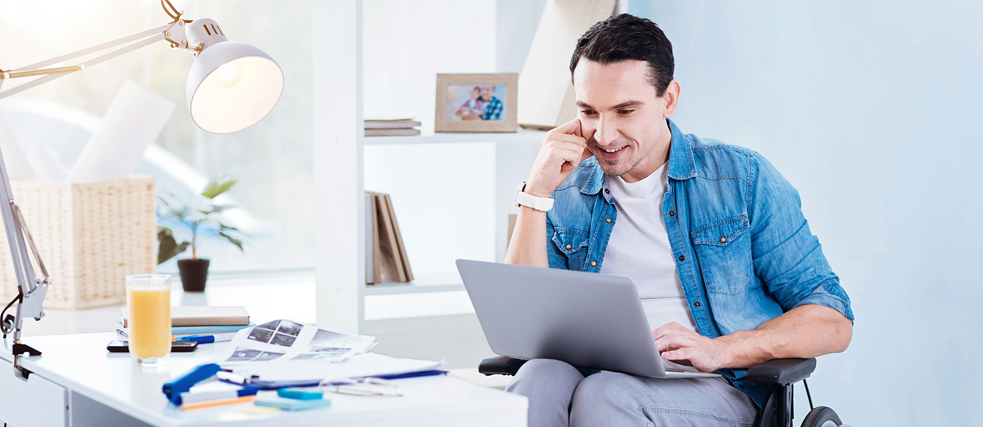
181, 395, 256, 410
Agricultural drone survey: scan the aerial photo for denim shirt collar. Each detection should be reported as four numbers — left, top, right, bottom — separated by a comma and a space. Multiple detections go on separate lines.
580, 119, 695, 201
665, 119, 697, 181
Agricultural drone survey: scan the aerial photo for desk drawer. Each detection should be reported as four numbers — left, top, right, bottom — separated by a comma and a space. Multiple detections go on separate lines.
0, 356, 67, 427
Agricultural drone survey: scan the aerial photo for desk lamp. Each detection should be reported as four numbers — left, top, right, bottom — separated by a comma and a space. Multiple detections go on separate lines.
0, 0, 284, 378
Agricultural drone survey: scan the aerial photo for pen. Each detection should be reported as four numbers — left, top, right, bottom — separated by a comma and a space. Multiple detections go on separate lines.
181, 395, 256, 410
176, 334, 235, 344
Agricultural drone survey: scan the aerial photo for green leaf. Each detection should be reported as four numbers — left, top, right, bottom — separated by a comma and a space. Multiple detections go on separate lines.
157, 228, 191, 264
216, 221, 243, 234
202, 178, 238, 199
218, 231, 245, 252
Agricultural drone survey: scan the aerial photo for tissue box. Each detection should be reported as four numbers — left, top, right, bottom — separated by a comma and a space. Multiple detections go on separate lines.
0, 177, 157, 309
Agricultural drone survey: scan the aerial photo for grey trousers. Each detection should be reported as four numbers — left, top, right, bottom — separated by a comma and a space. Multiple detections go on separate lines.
506, 359, 758, 427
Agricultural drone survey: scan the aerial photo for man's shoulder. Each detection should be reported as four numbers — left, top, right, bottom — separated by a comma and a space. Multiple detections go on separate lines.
681, 133, 762, 181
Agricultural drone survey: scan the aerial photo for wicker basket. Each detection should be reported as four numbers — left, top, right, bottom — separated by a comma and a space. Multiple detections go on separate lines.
0, 177, 157, 310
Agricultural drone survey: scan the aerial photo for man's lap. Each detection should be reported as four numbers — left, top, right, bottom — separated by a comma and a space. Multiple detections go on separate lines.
509, 359, 758, 427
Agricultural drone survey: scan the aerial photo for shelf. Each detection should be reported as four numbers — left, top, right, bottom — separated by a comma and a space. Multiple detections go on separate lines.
364, 271, 466, 296
362, 128, 547, 145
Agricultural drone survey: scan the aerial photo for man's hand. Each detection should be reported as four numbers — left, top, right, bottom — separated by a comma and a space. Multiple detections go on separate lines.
523, 118, 594, 197
653, 322, 729, 373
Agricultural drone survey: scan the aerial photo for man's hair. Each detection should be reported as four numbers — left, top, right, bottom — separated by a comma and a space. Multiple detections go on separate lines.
569, 14, 674, 96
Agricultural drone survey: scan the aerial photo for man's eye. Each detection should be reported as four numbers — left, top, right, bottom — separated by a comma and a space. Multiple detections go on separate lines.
618, 110, 634, 115
580, 110, 596, 116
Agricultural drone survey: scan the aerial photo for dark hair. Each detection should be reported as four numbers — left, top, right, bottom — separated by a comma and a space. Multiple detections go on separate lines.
569, 14, 674, 96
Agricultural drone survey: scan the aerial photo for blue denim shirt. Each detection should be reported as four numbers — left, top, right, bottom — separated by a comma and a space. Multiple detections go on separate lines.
545, 119, 854, 408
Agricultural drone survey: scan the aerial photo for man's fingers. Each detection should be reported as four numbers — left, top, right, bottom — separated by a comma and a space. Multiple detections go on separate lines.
551, 118, 582, 136
580, 144, 594, 163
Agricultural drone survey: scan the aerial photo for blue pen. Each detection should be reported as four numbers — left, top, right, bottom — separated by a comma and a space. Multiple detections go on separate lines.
176, 334, 235, 344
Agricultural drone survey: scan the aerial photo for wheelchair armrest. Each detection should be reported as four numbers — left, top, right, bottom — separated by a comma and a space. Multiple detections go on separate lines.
478, 356, 528, 376
746, 358, 816, 386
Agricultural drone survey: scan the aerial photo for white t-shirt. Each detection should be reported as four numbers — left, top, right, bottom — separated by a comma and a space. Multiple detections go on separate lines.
599, 163, 699, 333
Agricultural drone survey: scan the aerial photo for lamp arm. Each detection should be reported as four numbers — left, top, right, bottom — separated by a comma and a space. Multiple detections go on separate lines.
0, 19, 192, 378
0, 20, 190, 100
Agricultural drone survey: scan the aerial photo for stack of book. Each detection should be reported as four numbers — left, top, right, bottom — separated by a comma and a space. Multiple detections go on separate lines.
364, 117, 422, 137
117, 306, 254, 338
365, 192, 414, 284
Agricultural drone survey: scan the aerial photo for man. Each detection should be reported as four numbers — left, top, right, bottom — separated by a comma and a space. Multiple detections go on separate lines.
481, 85, 504, 120
504, 14, 854, 426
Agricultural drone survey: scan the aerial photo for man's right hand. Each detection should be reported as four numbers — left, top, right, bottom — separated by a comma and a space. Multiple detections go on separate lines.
523, 118, 594, 197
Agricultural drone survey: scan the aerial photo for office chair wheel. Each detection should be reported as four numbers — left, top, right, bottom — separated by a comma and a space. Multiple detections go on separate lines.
801, 406, 841, 427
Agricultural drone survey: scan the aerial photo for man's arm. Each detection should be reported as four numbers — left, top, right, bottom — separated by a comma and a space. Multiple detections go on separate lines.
505, 118, 592, 267
653, 304, 853, 372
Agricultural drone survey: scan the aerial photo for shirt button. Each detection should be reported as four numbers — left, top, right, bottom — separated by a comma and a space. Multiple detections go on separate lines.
605, 189, 610, 194
678, 255, 685, 261
590, 261, 597, 267
605, 218, 612, 223
668, 211, 675, 217
566, 244, 572, 250
694, 301, 701, 307
720, 237, 727, 243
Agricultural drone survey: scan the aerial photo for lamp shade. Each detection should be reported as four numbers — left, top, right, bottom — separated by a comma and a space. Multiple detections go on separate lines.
186, 41, 284, 134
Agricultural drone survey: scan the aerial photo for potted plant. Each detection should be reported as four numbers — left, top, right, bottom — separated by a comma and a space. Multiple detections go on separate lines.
157, 172, 247, 292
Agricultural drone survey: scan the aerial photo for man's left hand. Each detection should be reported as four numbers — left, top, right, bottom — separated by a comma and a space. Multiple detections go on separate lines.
652, 322, 730, 373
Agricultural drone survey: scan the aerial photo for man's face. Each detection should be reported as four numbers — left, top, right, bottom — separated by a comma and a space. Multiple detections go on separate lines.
481, 86, 495, 101
573, 58, 675, 183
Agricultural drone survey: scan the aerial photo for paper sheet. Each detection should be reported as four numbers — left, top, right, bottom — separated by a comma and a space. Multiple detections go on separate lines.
0, 110, 38, 180
209, 319, 443, 382
68, 80, 174, 182
214, 319, 377, 366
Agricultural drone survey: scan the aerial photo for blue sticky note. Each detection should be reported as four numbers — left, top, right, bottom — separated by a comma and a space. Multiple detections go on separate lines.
277, 388, 324, 400
254, 396, 332, 411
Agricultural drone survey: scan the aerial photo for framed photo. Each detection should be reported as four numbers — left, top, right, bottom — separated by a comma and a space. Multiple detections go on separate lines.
435, 73, 518, 133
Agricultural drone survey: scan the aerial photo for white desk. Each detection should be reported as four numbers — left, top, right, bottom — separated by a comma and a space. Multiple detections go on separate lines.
0, 333, 527, 427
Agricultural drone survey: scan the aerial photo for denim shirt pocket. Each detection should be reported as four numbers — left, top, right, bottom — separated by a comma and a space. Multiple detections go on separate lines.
691, 215, 753, 295
551, 229, 590, 271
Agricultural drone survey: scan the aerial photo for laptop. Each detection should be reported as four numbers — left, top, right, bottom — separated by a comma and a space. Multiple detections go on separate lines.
456, 259, 720, 379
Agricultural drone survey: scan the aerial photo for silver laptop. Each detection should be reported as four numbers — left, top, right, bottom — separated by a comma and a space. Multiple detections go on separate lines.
456, 259, 719, 379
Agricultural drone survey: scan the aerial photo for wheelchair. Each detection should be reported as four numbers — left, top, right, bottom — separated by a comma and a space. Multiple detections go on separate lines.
478, 356, 846, 427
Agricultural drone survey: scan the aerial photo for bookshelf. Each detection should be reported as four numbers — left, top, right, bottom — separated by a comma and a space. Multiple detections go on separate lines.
313, 1, 546, 334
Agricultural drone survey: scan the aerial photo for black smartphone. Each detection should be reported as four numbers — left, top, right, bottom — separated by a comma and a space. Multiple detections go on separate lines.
107, 340, 198, 353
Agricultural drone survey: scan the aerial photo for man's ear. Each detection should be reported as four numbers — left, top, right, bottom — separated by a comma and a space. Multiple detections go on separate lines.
662, 80, 681, 118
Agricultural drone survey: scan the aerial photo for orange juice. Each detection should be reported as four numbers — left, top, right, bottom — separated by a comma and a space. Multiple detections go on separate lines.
126, 275, 172, 364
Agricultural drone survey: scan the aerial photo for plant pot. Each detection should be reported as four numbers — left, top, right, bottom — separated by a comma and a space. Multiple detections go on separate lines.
177, 259, 210, 292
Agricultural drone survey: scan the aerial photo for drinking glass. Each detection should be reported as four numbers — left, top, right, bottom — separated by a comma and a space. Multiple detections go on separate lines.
126, 274, 172, 367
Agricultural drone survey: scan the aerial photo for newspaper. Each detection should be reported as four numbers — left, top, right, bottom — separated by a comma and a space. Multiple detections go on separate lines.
214, 319, 376, 365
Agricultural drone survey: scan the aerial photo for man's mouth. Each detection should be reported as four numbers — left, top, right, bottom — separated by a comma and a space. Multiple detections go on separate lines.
601, 146, 626, 153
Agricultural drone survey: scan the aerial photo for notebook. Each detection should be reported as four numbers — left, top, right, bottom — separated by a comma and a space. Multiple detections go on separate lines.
121, 306, 250, 328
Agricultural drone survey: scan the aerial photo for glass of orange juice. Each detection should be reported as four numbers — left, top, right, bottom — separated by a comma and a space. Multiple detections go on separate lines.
126, 274, 172, 367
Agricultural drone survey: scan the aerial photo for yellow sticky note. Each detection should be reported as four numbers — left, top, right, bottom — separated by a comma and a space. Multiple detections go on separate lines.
235, 405, 281, 414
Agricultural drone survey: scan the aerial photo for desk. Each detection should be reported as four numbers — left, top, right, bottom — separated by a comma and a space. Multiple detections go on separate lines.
0, 333, 527, 427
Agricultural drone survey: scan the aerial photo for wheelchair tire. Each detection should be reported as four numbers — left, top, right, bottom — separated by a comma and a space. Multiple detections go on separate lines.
801, 406, 841, 427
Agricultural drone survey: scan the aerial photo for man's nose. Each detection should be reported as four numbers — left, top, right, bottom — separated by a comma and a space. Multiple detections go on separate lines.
594, 116, 619, 146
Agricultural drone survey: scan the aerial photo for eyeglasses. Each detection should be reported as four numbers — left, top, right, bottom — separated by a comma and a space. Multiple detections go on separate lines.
318, 377, 403, 397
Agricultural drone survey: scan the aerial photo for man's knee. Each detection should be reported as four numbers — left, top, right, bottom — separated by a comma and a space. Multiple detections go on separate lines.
506, 359, 582, 394
571, 372, 637, 407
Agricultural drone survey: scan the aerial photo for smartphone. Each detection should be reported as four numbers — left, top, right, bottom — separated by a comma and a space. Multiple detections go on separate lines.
106, 340, 198, 353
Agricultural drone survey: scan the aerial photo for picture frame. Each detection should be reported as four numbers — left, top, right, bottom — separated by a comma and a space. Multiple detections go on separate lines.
435, 73, 518, 133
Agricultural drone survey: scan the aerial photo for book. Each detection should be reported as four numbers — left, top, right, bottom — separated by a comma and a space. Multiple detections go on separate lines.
383, 194, 413, 281
365, 128, 422, 137
120, 306, 250, 327
364, 120, 422, 129
375, 193, 407, 282
117, 321, 256, 336
366, 192, 382, 284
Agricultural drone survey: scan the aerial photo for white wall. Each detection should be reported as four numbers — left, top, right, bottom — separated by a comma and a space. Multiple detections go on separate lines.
632, 1, 983, 425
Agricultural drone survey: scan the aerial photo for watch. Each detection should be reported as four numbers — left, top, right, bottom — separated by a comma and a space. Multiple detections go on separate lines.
515, 181, 554, 212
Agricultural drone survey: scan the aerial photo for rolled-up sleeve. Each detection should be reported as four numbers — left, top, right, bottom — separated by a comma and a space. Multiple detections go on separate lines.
749, 154, 854, 322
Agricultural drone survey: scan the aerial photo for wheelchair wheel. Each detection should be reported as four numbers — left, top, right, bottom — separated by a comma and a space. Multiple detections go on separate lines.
801, 406, 841, 427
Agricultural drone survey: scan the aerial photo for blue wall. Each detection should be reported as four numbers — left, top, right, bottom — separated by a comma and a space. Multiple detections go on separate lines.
632, 1, 983, 425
